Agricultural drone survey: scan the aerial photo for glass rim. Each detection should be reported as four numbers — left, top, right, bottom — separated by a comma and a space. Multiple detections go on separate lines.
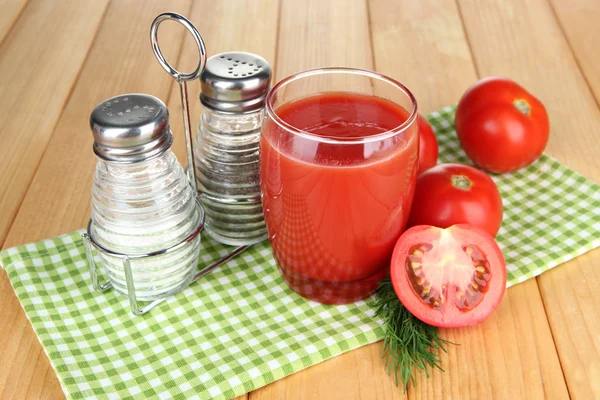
265, 67, 418, 145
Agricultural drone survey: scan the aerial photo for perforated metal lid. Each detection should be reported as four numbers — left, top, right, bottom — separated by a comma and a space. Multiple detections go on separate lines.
200, 52, 272, 113
89, 94, 172, 163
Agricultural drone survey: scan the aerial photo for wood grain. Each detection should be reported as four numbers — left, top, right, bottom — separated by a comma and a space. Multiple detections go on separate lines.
275, 0, 373, 78
0, 0, 28, 44
457, 0, 600, 180
252, 343, 406, 400
0, 0, 598, 399
0, 1, 193, 398
251, 1, 398, 397
549, 0, 600, 106
411, 280, 570, 400
458, 0, 600, 398
2, 0, 191, 248
369, 0, 476, 113
538, 252, 600, 400
168, 0, 280, 163
370, 1, 569, 399
166, 2, 280, 398
0, 0, 109, 247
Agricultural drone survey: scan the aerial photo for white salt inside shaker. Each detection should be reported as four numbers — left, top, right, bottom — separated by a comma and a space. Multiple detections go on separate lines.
89, 94, 202, 300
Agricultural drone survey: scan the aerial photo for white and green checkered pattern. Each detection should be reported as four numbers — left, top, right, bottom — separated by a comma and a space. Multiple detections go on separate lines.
1, 106, 598, 399
429, 106, 600, 285
1, 236, 383, 399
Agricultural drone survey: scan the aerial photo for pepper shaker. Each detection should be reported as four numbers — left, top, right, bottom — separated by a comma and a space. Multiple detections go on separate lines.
194, 52, 272, 246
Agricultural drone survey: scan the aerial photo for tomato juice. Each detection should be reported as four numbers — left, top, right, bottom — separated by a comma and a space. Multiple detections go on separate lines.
260, 92, 418, 303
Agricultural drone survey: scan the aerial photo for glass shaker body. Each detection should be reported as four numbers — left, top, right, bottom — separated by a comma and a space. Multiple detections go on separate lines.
195, 51, 272, 246
91, 151, 201, 300
88, 94, 202, 301
195, 108, 266, 246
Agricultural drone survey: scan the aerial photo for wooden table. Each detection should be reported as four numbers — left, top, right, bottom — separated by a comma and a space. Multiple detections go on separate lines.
1, 0, 598, 399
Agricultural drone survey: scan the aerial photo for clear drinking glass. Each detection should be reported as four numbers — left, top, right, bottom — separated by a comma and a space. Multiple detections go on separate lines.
260, 68, 419, 304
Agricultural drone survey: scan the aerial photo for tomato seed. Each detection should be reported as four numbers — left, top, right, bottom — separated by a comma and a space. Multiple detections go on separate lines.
405, 243, 442, 309
472, 282, 479, 290
476, 266, 486, 273
474, 276, 488, 287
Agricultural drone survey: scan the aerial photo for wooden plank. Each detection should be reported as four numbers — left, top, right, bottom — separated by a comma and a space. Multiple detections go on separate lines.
0, 1, 193, 399
167, 2, 281, 398
274, 0, 373, 77
168, 0, 280, 162
538, 252, 600, 400
0, 0, 28, 44
457, 0, 600, 398
549, 0, 600, 106
250, 0, 406, 400
2, 0, 191, 247
0, 2, 593, 400
250, 1, 405, 398
369, 1, 569, 399
369, 0, 477, 113
0, 0, 109, 247
409, 280, 570, 399
457, 0, 600, 180
252, 343, 406, 400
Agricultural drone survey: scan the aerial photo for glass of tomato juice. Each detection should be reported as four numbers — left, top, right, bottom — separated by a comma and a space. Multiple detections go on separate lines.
260, 68, 419, 304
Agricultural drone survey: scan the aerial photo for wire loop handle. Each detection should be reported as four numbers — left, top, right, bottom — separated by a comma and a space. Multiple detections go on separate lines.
150, 12, 207, 82
81, 13, 254, 316
150, 12, 206, 192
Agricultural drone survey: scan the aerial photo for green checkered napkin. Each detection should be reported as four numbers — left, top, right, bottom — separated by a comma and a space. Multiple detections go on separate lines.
1, 106, 599, 400
429, 106, 600, 285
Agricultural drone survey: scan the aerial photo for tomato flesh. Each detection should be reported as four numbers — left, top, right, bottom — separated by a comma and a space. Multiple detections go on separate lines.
391, 224, 506, 328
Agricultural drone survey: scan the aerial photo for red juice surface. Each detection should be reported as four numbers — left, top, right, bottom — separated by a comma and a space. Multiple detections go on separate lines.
260, 92, 418, 303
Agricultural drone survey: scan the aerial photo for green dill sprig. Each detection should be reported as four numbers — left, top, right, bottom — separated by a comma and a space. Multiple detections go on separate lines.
372, 278, 455, 391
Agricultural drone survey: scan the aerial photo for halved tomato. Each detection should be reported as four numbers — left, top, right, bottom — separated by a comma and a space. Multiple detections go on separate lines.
391, 224, 506, 328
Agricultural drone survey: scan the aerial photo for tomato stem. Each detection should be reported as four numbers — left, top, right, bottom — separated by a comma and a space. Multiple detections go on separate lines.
513, 99, 531, 115
451, 175, 472, 190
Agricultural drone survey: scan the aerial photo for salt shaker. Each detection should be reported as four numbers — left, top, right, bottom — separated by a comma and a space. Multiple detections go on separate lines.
194, 52, 272, 246
87, 93, 203, 302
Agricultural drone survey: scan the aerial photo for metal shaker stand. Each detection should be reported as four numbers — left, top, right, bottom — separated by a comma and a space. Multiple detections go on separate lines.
81, 13, 249, 316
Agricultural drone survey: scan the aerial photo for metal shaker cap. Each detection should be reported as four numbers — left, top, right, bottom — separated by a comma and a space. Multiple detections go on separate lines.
200, 52, 272, 113
90, 94, 173, 163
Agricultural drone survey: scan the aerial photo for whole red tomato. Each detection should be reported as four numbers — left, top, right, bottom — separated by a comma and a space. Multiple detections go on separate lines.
455, 77, 549, 173
407, 163, 503, 237
417, 114, 438, 174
